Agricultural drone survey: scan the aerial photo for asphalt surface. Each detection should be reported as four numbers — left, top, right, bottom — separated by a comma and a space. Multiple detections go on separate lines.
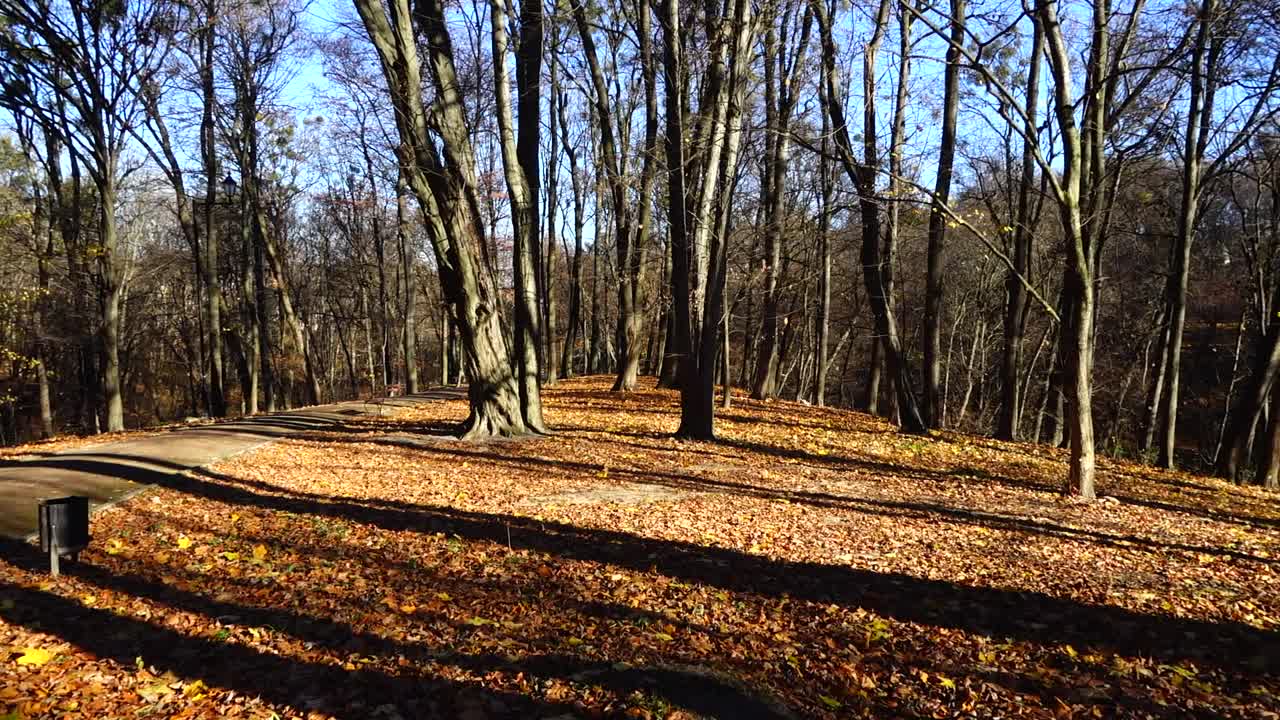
0, 391, 462, 540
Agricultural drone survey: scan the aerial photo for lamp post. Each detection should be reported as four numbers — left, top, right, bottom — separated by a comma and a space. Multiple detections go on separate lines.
221, 173, 238, 200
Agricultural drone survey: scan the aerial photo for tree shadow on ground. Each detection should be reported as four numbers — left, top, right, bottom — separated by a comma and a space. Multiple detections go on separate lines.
8, 456, 1272, 678
320, 431, 1279, 568
11, 434, 1276, 570
918, 432, 1280, 531
0, 538, 798, 719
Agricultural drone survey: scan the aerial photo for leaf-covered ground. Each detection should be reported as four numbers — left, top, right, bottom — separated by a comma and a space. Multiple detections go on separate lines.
3, 376, 1279, 719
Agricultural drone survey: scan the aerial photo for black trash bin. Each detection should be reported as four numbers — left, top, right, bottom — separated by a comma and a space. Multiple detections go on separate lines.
39, 496, 91, 560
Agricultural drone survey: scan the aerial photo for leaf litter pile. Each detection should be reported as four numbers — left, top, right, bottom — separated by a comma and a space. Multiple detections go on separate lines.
3, 377, 1279, 719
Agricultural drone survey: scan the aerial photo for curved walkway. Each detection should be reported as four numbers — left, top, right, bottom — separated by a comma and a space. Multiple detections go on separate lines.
0, 391, 461, 540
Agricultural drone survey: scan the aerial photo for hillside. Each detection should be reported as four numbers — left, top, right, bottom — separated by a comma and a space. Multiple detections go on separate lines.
3, 376, 1279, 718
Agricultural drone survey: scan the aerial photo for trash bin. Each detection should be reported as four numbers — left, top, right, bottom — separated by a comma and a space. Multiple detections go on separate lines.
39, 496, 90, 559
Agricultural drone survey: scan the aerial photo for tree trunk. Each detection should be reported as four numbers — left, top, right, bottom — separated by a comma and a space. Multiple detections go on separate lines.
440, 308, 450, 387
814, 76, 833, 407
544, 55, 561, 387
922, 0, 964, 428
996, 13, 1042, 441
1040, 0, 1097, 498
490, 0, 546, 430
1212, 307, 1248, 464
354, 0, 528, 437
558, 87, 586, 381
1258, 375, 1280, 488
1219, 311, 1280, 480
572, 0, 653, 393
813, 0, 927, 434
397, 177, 420, 393
238, 187, 260, 414
99, 180, 125, 432
663, 0, 753, 439
32, 181, 55, 437
1156, 0, 1218, 469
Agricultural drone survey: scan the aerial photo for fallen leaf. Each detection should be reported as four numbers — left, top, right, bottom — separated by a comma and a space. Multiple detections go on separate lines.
15, 647, 55, 666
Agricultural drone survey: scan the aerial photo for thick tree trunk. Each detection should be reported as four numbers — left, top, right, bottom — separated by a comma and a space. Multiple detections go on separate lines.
245, 151, 276, 412
355, 0, 527, 437
1064, 270, 1097, 498
663, 0, 752, 439
197, 15, 226, 418
490, 0, 546, 430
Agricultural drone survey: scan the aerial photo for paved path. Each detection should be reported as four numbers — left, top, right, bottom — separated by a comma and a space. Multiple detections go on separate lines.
0, 391, 462, 540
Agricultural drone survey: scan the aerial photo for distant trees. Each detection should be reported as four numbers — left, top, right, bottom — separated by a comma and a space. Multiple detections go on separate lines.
0, 0, 172, 432
1, 0, 1279, 491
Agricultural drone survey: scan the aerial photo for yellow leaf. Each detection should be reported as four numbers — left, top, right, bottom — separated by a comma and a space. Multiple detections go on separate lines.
252, 544, 267, 562
82, 594, 97, 605
230, 513, 240, 522
435, 592, 452, 601
1063, 644, 1078, 659
220, 552, 240, 562
176, 536, 192, 550
138, 681, 173, 701
567, 637, 583, 646
15, 647, 55, 666
652, 632, 674, 642
105, 538, 126, 555
399, 604, 417, 614
818, 695, 843, 709
184, 679, 207, 697
939, 675, 956, 689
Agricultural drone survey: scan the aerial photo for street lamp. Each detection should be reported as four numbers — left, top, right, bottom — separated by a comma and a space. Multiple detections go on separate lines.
221, 173, 238, 198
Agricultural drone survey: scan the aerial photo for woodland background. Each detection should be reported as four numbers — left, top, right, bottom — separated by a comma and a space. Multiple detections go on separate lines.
0, 0, 1277, 487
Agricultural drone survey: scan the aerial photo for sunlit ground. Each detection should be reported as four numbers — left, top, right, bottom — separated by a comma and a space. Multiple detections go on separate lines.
3, 376, 1278, 718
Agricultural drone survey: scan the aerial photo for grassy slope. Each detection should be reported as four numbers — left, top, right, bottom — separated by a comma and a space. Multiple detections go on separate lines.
2, 376, 1278, 719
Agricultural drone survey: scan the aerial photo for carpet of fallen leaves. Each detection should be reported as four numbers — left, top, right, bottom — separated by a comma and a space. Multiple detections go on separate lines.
3, 376, 1280, 719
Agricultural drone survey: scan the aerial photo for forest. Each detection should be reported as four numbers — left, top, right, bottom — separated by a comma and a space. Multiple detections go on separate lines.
4, 0, 1280, 715
0, 0, 1278, 498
